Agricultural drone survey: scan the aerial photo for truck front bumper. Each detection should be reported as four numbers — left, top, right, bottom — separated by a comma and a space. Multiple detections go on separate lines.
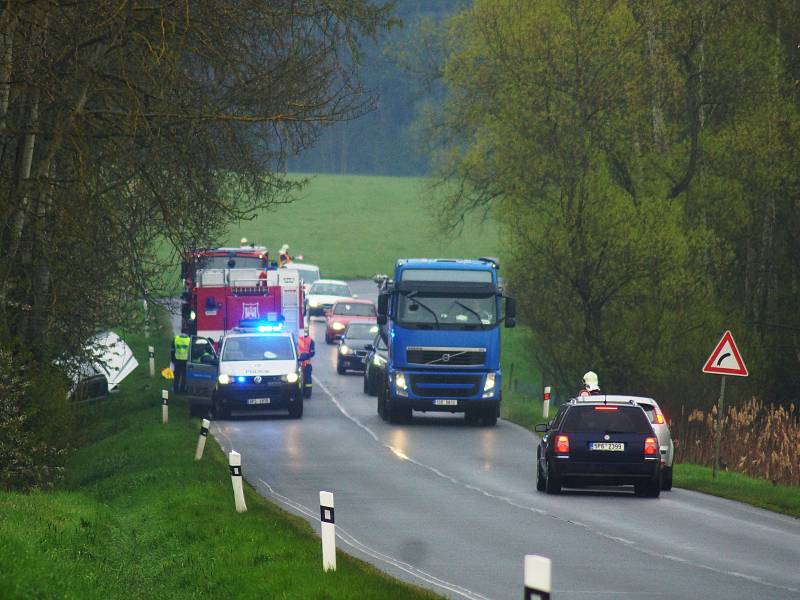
388, 369, 500, 413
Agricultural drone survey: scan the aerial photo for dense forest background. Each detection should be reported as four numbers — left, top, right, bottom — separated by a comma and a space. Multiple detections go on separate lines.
289, 0, 464, 175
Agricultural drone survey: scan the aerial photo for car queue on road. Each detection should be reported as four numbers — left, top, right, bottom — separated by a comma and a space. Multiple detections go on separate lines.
177, 249, 675, 500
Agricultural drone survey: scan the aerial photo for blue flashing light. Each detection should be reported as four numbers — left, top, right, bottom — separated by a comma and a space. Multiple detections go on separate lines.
256, 322, 283, 333
237, 376, 246, 383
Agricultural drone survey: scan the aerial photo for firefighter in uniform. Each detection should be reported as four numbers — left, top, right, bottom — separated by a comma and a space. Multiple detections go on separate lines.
297, 333, 315, 398
171, 333, 191, 393
578, 370, 603, 397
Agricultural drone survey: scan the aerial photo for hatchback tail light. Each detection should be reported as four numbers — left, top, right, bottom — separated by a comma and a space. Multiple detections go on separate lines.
555, 435, 570, 455
644, 437, 658, 456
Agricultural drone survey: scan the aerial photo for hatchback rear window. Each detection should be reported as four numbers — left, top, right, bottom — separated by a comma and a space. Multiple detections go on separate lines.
562, 406, 651, 434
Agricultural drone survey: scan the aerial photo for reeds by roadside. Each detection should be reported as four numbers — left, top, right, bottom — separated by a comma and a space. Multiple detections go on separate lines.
673, 398, 798, 486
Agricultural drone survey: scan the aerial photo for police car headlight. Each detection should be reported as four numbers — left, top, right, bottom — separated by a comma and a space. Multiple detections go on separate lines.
332, 322, 345, 331
218, 374, 231, 385
483, 372, 496, 392
309, 298, 319, 308
339, 344, 351, 355
283, 372, 299, 384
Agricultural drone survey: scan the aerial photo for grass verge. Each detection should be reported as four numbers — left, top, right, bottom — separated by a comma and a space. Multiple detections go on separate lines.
673, 464, 800, 518
500, 325, 545, 429
0, 313, 438, 599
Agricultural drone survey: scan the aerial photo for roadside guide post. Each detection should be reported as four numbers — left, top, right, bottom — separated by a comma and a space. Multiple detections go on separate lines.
143, 298, 149, 339
320, 491, 336, 572
701, 330, 748, 479
524, 554, 551, 599
161, 389, 169, 425
229, 451, 247, 513
195, 418, 210, 460
148, 345, 155, 377
543, 386, 551, 419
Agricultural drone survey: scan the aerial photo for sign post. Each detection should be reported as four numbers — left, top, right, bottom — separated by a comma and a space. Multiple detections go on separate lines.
702, 330, 748, 479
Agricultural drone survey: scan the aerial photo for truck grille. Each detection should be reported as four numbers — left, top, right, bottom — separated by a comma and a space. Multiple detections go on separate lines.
409, 374, 482, 398
406, 347, 486, 367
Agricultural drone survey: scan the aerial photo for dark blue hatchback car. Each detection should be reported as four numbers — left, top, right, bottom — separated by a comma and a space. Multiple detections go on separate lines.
535, 400, 662, 497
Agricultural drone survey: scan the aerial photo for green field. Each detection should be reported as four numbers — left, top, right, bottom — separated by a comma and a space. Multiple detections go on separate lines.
225, 173, 500, 280
0, 314, 437, 599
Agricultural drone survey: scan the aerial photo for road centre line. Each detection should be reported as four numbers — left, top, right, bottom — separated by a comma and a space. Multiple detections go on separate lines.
312, 379, 800, 597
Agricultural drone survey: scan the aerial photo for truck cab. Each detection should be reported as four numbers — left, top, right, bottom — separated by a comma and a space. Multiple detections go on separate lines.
376, 258, 515, 426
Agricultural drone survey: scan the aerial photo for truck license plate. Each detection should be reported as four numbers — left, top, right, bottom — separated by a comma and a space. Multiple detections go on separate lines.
590, 442, 624, 451
248, 398, 270, 405
434, 399, 458, 406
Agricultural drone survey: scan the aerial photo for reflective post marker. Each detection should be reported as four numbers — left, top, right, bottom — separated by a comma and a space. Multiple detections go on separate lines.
524, 555, 551, 600
712, 376, 726, 479
148, 345, 155, 377
320, 491, 336, 572
543, 386, 551, 419
229, 451, 247, 513
143, 298, 149, 339
195, 418, 210, 460
161, 389, 169, 424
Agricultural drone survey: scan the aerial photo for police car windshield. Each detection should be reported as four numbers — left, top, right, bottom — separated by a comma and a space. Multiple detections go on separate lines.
333, 303, 376, 316
196, 256, 264, 270
222, 336, 294, 362
310, 283, 350, 296
397, 292, 497, 329
346, 323, 379, 339
562, 406, 651, 434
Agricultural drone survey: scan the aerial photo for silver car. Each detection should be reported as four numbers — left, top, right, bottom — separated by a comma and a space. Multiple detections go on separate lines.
574, 394, 675, 490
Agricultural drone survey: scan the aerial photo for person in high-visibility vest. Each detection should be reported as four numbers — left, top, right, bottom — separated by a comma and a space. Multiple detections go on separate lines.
171, 333, 191, 393
297, 333, 315, 398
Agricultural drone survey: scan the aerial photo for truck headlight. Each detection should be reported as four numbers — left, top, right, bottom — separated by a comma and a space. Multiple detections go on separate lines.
283, 372, 299, 383
373, 354, 386, 366
339, 344, 351, 355
332, 322, 345, 331
394, 371, 408, 393
309, 298, 319, 308
483, 372, 496, 392
189, 310, 196, 320
218, 373, 231, 385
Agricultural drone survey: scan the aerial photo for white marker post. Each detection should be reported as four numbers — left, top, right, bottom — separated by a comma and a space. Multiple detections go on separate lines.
319, 491, 336, 572
161, 389, 169, 424
229, 451, 247, 513
148, 345, 155, 377
524, 555, 552, 600
195, 418, 210, 460
542, 386, 551, 419
143, 298, 150, 339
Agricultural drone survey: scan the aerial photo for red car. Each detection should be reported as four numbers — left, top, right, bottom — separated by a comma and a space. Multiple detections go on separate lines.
325, 299, 377, 344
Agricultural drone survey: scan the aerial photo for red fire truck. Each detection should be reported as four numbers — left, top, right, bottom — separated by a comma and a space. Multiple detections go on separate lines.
180, 245, 314, 397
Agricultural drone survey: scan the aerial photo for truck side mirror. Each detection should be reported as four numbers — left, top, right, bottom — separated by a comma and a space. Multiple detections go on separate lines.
504, 296, 517, 328
180, 260, 189, 279
377, 292, 389, 325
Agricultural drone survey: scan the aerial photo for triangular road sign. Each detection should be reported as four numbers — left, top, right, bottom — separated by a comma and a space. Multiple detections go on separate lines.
702, 330, 748, 376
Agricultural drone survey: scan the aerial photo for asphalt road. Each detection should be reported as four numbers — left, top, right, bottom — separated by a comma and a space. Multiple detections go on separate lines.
180, 281, 800, 599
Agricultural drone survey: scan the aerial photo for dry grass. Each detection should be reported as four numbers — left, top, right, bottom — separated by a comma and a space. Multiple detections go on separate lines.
673, 398, 799, 486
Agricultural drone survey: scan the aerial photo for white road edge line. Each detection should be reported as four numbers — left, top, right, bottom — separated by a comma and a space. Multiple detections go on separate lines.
313, 379, 800, 597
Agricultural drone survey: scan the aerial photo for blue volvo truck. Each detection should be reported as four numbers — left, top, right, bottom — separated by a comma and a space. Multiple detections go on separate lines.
376, 258, 516, 426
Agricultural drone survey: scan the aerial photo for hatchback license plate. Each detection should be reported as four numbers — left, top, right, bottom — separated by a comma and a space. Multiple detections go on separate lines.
434, 399, 458, 406
590, 442, 624, 451
248, 398, 270, 405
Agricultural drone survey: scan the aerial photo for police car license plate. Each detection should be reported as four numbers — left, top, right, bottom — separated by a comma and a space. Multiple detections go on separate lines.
434, 399, 458, 406
248, 398, 270, 405
590, 442, 624, 451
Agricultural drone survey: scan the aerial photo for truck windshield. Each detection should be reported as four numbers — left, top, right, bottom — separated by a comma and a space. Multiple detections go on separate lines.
397, 292, 497, 329
196, 256, 265, 270
222, 336, 295, 361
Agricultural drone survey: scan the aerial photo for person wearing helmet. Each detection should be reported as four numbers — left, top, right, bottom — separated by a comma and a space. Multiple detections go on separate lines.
579, 370, 603, 396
